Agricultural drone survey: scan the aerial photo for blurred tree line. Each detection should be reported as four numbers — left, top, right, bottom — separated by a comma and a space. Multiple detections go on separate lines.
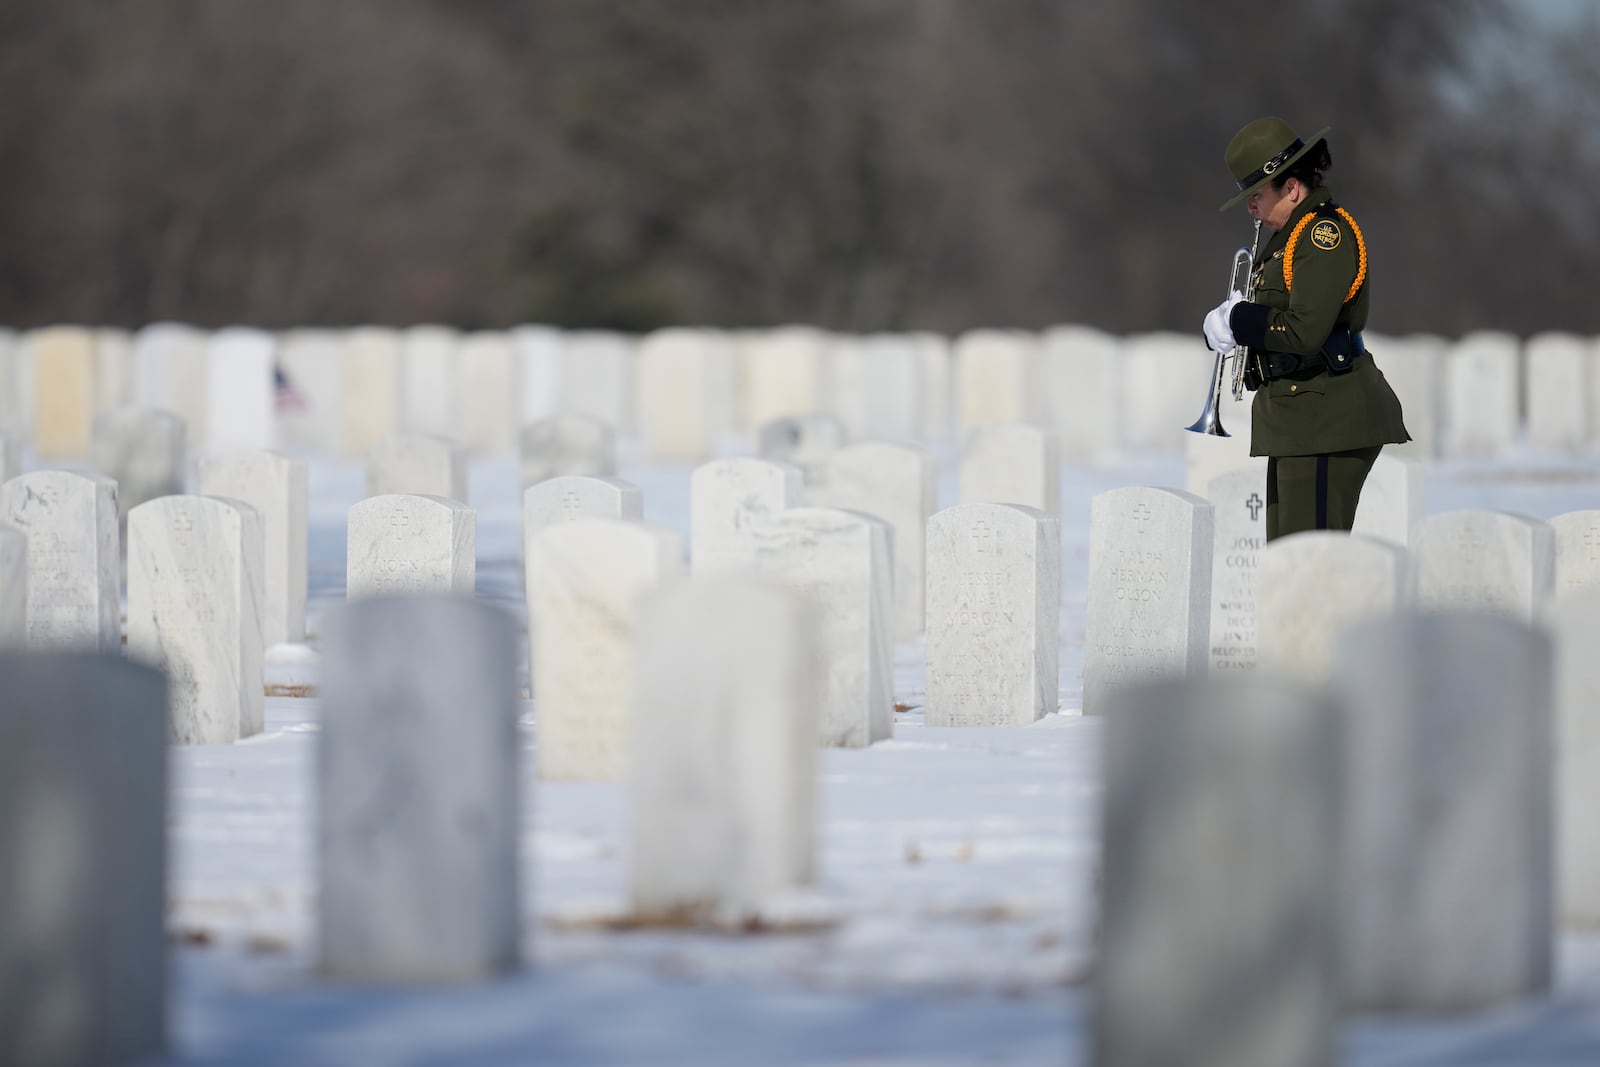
0, 0, 1593, 336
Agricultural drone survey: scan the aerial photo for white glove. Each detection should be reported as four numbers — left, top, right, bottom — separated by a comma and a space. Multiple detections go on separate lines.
1203, 292, 1243, 354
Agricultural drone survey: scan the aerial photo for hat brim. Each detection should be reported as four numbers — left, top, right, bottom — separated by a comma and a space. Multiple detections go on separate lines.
1218, 126, 1331, 213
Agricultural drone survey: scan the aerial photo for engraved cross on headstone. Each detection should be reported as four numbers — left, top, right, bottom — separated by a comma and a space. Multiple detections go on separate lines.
1245, 492, 1264, 522
970, 519, 992, 554
561, 489, 582, 520
1131, 502, 1152, 532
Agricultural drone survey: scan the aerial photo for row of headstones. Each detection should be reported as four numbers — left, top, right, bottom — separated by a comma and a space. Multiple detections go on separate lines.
7, 322, 1596, 465
1085, 487, 1600, 711
1097, 604, 1600, 1065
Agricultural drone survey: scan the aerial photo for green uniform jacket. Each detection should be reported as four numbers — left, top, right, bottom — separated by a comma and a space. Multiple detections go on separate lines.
1234, 186, 1411, 457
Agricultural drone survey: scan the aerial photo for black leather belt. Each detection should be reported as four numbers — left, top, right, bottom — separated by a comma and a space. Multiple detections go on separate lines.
1259, 329, 1365, 381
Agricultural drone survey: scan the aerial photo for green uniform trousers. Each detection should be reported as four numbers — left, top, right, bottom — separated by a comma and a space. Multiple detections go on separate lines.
1264, 445, 1383, 542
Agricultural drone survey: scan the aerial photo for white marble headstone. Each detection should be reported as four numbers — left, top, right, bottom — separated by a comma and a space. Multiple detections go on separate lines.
0, 430, 20, 485
1120, 332, 1215, 454
25, 326, 96, 460
94, 328, 136, 416
959, 422, 1060, 520
0, 653, 168, 1067
1350, 453, 1424, 547
560, 330, 634, 434
513, 325, 563, 425
953, 329, 1038, 430
1334, 614, 1553, 1011
1040, 325, 1121, 461
1411, 510, 1554, 621
738, 326, 826, 432
366, 433, 467, 502
456, 331, 518, 456
1444, 330, 1520, 457
524, 475, 643, 544
0, 522, 24, 647
205, 327, 276, 453
318, 596, 521, 982
400, 325, 458, 439
629, 581, 818, 923
134, 322, 209, 449
1257, 532, 1408, 684
690, 457, 804, 576
1367, 334, 1442, 461
527, 518, 682, 780
817, 442, 935, 639
1552, 594, 1600, 927
1205, 466, 1268, 674
756, 414, 847, 487
925, 503, 1060, 726
91, 407, 187, 529
826, 334, 924, 443
1183, 432, 1261, 497
636, 327, 735, 461
342, 326, 402, 458
743, 507, 893, 748
276, 329, 345, 456
1084, 487, 1213, 715
127, 495, 265, 744
1097, 676, 1341, 1067
1524, 332, 1589, 453
1551, 509, 1600, 599
915, 332, 952, 442
0, 471, 120, 650
520, 413, 617, 488
198, 451, 309, 645
347, 494, 475, 600
0, 328, 23, 439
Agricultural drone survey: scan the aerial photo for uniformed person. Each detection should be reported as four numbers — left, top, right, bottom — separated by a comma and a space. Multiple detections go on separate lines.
1202, 117, 1410, 541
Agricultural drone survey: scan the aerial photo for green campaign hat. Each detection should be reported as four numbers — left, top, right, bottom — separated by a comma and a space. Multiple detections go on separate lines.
1218, 117, 1331, 212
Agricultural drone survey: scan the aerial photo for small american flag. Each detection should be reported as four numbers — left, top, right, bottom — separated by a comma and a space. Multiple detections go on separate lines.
274, 364, 308, 414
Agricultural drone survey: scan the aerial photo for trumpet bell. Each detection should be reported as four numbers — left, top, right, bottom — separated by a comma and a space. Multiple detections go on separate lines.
1185, 388, 1230, 437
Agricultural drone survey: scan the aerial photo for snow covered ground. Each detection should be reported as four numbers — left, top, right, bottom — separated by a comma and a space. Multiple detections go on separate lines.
155, 445, 1600, 1065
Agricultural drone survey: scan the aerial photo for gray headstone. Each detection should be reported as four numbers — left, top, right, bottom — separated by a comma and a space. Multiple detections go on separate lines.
0, 471, 120, 651
1412, 510, 1554, 621
1257, 532, 1408, 684
197, 450, 309, 645
0, 653, 168, 1067
527, 518, 682, 780
456, 331, 518, 456
1524, 332, 1589, 453
342, 327, 402, 458
636, 327, 735, 461
366, 433, 467, 502
1334, 614, 1553, 1011
127, 495, 265, 744
1040, 325, 1121, 461
520, 413, 617, 489
690, 458, 804, 577
1205, 466, 1267, 674
1084, 487, 1213, 715
1551, 509, 1600, 599
756, 413, 847, 486
1096, 676, 1340, 1067
1552, 594, 1600, 927
953, 329, 1038, 430
347, 494, 475, 601
817, 441, 935, 639
319, 596, 521, 982
0, 522, 24, 647
959, 421, 1060, 520
1444, 330, 1520, 457
744, 507, 893, 748
1350, 453, 1424, 547
629, 581, 818, 923
91, 407, 187, 528
925, 503, 1060, 726
400, 325, 458, 439
205, 327, 276, 454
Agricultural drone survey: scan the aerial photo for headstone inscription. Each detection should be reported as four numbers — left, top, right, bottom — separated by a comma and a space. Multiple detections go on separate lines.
347, 494, 475, 601
1551, 509, 1600, 599
1206, 466, 1267, 674
1411, 510, 1554, 621
0, 471, 120, 651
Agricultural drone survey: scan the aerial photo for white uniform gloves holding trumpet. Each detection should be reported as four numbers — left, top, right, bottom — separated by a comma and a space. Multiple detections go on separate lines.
1203, 292, 1243, 354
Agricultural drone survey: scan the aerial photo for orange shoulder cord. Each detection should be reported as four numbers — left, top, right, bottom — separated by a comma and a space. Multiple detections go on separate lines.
1282, 207, 1367, 303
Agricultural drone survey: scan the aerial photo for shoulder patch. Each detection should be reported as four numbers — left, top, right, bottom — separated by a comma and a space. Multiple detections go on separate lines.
1309, 218, 1342, 250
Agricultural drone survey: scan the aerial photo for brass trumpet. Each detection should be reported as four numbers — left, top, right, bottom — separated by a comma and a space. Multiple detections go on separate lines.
1186, 220, 1262, 437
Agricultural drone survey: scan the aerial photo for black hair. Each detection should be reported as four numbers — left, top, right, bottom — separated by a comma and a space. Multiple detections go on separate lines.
1272, 139, 1332, 191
